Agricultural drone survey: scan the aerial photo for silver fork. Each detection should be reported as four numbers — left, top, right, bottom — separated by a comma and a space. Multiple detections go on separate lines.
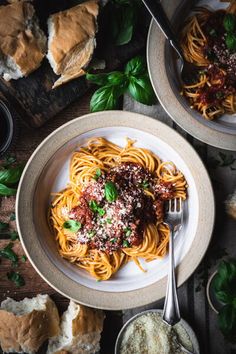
141, 0, 199, 83
163, 198, 195, 354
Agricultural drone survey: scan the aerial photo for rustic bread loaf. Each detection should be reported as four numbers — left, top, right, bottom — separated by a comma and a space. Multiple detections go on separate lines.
0, 1, 46, 81
47, 300, 105, 354
0, 294, 60, 354
47, 0, 99, 88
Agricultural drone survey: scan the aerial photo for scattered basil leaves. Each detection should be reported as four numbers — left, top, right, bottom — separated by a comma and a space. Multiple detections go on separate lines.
0, 183, 17, 196
224, 13, 236, 33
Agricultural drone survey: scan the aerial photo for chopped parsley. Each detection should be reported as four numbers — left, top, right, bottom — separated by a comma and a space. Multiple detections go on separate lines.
106, 218, 112, 224
21, 255, 27, 262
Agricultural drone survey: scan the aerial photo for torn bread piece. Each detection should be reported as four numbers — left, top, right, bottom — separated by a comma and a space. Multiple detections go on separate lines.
0, 294, 60, 354
47, 0, 99, 89
0, 1, 46, 81
47, 300, 105, 354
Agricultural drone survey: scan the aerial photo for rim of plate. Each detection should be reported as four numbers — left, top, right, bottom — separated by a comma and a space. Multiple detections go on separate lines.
147, 1, 236, 151
16, 111, 215, 310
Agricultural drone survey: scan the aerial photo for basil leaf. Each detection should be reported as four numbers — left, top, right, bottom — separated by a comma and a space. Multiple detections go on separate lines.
0, 221, 8, 231
125, 56, 146, 76
0, 242, 18, 264
141, 180, 149, 189
128, 74, 156, 105
97, 207, 106, 216
9, 212, 16, 221
224, 13, 236, 33
111, 4, 136, 46
2, 154, 16, 167
21, 255, 27, 262
86, 73, 109, 86
105, 182, 118, 202
63, 220, 81, 233
124, 227, 132, 237
10, 231, 19, 241
7, 271, 25, 287
218, 304, 236, 340
93, 168, 102, 181
226, 33, 236, 52
90, 86, 120, 112
88, 230, 96, 238
107, 71, 127, 85
0, 165, 24, 185
0, 183, 17, 196
123, 240, 130, 247
89, 200, 99, 212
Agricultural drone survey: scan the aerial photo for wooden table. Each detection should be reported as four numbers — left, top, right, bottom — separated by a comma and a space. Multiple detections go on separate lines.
0, 90, 236, 354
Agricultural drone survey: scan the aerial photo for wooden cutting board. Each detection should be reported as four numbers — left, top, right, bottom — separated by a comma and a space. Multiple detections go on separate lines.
0, 0, 149, 128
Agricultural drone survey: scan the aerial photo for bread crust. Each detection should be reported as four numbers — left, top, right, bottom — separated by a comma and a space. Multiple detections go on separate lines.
47, 0, 99, 88
0, 296, 60, 354
0, 1, 46, 78
47, 301, 105, 354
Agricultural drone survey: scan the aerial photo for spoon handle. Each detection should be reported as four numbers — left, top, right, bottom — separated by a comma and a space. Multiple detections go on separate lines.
141, 0, 183, 58
162, 225, 181, 326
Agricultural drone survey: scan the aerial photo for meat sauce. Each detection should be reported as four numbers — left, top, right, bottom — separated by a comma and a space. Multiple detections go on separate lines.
195, 10, 236, 106
67, 163, 174, 253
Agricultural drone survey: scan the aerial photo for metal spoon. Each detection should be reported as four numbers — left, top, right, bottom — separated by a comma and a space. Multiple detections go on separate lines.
141, 0, 199, 83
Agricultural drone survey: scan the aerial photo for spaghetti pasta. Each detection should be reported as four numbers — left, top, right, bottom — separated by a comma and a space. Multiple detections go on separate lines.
50, 138, 187, 281
180, 3, 236, 120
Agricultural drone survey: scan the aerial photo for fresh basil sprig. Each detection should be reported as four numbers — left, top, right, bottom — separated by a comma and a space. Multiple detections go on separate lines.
86, 56, 156, 112
213, 260, 236, 342
63, 220, 81, 233
105, 181, 118, 202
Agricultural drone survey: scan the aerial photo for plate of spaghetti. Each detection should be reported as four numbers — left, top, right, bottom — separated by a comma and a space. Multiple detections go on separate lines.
147, 0, 236, 150
16, 111, 214, 309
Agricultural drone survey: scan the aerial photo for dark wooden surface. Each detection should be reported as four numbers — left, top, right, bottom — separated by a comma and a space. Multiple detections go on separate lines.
0, 0, 148, 128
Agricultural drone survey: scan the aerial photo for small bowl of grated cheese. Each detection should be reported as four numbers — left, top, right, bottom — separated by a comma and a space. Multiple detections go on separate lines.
115, 309, 200, 354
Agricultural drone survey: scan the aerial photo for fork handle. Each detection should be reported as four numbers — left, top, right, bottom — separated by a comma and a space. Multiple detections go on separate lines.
162, 224, 181, 326
141, 0, 183, 59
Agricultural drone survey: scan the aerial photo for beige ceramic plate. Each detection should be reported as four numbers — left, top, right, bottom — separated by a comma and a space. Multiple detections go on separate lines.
147, 0, 236, 150
16, 111, 214, 310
